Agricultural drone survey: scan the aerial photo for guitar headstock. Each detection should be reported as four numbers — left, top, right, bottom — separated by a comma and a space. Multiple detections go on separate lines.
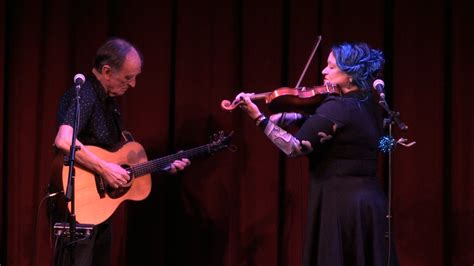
209, 131, 233, 153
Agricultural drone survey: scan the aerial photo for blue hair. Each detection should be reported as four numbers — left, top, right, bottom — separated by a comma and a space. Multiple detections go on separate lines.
332, 42, 385, 90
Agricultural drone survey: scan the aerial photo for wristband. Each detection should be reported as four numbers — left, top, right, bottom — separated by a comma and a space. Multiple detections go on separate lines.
258, 117, 269, 129
255, 114, 266, 126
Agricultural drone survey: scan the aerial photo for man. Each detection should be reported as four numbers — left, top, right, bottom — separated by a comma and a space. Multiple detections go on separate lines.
53, 38, 190, 265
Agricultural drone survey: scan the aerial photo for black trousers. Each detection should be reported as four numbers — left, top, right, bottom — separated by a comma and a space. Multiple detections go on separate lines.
53, 222, 111, 266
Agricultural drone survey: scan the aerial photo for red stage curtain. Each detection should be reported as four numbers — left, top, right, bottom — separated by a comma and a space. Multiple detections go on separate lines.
0, 0, 472, 265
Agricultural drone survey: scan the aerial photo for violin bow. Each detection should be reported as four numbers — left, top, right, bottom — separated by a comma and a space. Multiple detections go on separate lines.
295, 35, 322, 89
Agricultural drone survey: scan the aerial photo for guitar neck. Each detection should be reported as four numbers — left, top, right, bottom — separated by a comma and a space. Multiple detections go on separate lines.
129, 144, 212, 177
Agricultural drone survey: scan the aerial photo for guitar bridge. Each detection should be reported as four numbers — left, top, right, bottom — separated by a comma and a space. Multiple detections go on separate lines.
53, 222, 95, 239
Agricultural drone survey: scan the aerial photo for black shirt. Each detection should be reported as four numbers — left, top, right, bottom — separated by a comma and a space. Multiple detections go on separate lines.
56, 74, 123, 150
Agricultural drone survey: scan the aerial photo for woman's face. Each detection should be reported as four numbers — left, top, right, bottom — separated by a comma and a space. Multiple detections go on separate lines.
322, 52, 352, 89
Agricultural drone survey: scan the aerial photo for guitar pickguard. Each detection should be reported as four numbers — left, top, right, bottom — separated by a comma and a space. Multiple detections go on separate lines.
94, 173, 106, 198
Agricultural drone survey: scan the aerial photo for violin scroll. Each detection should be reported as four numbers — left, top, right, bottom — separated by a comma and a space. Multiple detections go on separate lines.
220, 99, 235, 111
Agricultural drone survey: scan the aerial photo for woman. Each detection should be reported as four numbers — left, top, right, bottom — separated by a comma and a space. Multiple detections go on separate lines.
234, 42, 398, 266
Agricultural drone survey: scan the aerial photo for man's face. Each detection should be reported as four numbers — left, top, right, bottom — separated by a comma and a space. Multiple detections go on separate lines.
104, 49, 142, 97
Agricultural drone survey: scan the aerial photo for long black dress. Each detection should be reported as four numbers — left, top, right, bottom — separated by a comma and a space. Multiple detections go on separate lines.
295, 90, 398, 266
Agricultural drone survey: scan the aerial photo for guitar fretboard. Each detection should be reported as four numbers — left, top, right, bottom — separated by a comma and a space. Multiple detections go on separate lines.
130, 144, 212, 177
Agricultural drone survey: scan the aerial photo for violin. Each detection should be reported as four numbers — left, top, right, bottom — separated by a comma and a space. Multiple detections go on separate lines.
220, 83, 340, 114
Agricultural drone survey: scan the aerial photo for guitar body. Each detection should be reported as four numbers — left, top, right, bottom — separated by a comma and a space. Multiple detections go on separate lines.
61, 142, 151, 225
49, 131, 232, 225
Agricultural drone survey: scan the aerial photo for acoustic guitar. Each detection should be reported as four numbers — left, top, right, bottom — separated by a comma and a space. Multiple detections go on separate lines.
51, 131, 232, 225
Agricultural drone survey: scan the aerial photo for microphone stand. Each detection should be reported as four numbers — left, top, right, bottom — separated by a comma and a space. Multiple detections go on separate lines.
64, 82, 82, 265
377, 94, 415, 266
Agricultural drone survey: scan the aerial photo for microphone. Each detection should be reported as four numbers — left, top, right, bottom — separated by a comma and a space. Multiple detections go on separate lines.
74, 73, 85, 89
373, 79, 385, 100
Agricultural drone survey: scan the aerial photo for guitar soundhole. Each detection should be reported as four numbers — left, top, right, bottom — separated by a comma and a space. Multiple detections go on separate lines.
106, 185, 130, 199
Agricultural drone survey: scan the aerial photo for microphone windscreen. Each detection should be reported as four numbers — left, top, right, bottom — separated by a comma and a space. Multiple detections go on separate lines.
74, 73, 85, 85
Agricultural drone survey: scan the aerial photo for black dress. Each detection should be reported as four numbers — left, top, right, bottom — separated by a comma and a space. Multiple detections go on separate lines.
295, 90, 398, 266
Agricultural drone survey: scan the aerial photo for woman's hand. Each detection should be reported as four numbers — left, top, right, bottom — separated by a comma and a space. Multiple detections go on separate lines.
234, 92, 262, 119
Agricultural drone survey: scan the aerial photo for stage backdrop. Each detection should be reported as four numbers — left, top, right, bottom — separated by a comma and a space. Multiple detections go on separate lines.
0, 0, 472, 265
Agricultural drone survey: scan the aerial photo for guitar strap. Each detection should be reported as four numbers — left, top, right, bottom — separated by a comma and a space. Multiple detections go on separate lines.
112, 106, 134, 142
